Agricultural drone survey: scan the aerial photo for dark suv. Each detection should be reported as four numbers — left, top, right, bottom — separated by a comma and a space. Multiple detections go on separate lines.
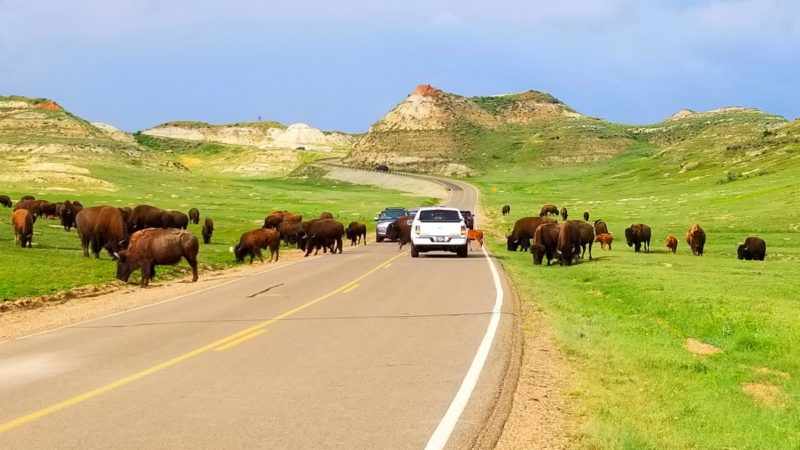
460, 210, 474, 230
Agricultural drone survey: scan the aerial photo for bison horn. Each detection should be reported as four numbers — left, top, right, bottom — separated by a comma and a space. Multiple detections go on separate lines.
113, 252, 120, 260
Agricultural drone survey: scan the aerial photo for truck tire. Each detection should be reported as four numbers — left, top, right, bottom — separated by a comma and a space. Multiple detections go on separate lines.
458, 245, 468, 258
411, 244, 419, 258
376, 234, 384, 243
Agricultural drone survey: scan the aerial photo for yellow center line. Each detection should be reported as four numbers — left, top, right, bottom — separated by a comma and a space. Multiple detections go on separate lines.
0, 251, 408, 435
214, 329, 267, 352
342, 284, 359, 293
382, 263, 392, 269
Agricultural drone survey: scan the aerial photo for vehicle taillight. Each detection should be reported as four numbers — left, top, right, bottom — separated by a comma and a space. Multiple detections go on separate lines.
415, 225, 420, 236
460, 225, 467, 236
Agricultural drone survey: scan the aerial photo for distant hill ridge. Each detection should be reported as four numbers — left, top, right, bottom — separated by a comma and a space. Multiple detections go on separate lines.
142, 121, 355, 151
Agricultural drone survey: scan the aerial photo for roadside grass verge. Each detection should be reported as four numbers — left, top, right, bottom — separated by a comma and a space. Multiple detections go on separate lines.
474, 143, 800, 448
0, 164, 436, 301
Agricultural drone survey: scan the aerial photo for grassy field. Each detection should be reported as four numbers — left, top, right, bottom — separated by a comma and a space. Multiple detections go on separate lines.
0, 163, 436, 301
473, 137, 800, 448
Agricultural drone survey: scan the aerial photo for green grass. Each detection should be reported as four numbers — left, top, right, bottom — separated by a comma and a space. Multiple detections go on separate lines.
0, 163, 436, 301
472, 137, 800, 448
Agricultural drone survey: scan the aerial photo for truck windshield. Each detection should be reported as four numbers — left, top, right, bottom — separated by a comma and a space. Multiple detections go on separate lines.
419, 210, 461, 222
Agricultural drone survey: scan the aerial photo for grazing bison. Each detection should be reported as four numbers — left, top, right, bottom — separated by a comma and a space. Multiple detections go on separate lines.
320, 211, 334, 220
21, 195, 35, 201
376, 164, 389, 173
507, 216, 556, 252
201, 218, 214, 244
278, 220, 304, 246
539, 204, 559, 217
595, 233, 613, 250
665, 235, 678, 253
13, 199, 37, 214
75, 206, 129, 258
569, 220, 595, 260
583, 211, 590, 221
0, 195, 11, 207
170, 211, 189, 230
234, 228, 281, 263
685, 224, 706, 256
115, 229, 199, 287
128, 205, 175, 232
467, 229, 484, 250
346, 221, 367, 246
557, 221, 582, 266
502, 204, 511, 216
531, 222, 561, 265
188, 208, 200, 225
625, 224, 652, 253
304, 219, 344, 256
385, 216, 413, 250
37, 200, 57, 218
738, 236, 767, 261
263, 210, 301, 229
593, 219, 609, 235
12, 209, 35, 248
560, 207, 568, 221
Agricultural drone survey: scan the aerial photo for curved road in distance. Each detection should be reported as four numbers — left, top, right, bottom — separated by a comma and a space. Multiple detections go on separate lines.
0, 178, 515, 449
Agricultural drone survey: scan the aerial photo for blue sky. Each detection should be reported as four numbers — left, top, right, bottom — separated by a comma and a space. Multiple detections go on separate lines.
1, 0, 798, 132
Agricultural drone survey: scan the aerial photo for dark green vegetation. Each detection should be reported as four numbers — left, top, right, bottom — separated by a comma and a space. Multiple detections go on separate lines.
471, 109, 800, 448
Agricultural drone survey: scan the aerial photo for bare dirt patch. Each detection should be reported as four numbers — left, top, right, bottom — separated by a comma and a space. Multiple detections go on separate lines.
685, 338, 722, 355
0, 249, 309, 343
742, 383, 789, 409
754, 367, 791, 379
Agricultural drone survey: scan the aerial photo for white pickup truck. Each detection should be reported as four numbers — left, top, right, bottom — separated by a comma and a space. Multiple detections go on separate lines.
410, 207, 468, 258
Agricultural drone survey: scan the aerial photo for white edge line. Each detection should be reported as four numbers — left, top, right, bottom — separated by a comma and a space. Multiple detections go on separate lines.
425, 182, 505, 450
11, 254, 325, 342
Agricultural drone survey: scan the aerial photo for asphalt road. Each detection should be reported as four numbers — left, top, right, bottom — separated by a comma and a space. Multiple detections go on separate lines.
0, 179, 514, 449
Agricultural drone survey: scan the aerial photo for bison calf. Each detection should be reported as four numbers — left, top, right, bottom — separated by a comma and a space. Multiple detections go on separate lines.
201, 218, 214, 244
665, 235, 678, 253
595, 233, 613, 250
115, 228, 199, 287
234, 228, 280, 263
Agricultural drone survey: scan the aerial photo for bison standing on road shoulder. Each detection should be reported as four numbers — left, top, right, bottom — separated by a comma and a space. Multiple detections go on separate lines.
234, 228, 280, 263
12, 209, 35, 248
738, 236, 766, 261
115, 228, 199, 287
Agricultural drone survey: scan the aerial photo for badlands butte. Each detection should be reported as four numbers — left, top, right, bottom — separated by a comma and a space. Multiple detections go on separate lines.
2, 85, 800, 449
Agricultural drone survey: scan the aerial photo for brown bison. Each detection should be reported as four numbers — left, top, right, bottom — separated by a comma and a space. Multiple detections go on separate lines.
539, 204, 559, 217
385, 216, 413, 250
595, 233, 613, 250
569, 220, 595, 260
507, 216, 556, 252
320, 211, 334, 220
170, 211, 189, 230
593, 219, 609, 235
13, 199, 36, 214
20, 195, 35, 201
625, 224, 652, 253
346, 221, 367, 246
59, 200, 82, 231
278, 220, 304, 246
188, 208, 200, 225
128, 205, 175, 232
557, 221, 582, 266
201, 218, 214, 244
75, 206, 129, 258
501, 204, 511, 216
0, 195, 12, 207
73, 200, 84, 208
531, 222, 561, 265
583, 211, 590, 221
12, 209, 35, 248
376, 164, 389, 173
686, 224, 706, 256
38, 200, 57, 218
304, 219, 344, 256
234, 228, 281, 263
115, 229, 199, 287
560, 207, 568, 221
738, 236, 766, 261
665, 235, 678, 254
263, 210, 301, 229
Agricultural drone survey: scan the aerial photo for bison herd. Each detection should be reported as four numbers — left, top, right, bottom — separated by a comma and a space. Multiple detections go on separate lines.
4, 194, 370, 288
505, 203, 767, 265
